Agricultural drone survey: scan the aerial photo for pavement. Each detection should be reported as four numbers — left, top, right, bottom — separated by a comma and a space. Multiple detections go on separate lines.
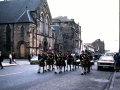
2, 59, 30, 67
1, 59, 120, 90
109, 71, 120, 90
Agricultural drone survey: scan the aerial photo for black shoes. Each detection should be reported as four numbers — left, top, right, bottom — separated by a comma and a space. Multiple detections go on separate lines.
37, 71, 40, 74
44, 70, 47, 72
54, 72, 57, 74
81, 73, 83, 75
47, 69, 50, 71
59, 71, 62, 74
84, 72, 86, 74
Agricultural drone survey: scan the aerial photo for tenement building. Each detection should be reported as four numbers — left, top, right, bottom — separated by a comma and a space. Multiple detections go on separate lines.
0, 0, 54, 58
92, 39, 105, 54
52, 16, 82, 54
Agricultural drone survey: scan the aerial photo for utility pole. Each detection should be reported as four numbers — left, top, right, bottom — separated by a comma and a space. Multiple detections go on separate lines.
119, 9, 120, 53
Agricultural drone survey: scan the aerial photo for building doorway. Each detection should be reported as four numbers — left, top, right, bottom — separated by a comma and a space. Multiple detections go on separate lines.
20, 44, 25, 57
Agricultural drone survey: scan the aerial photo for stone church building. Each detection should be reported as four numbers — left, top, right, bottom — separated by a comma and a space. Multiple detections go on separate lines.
0, 0, 54, 58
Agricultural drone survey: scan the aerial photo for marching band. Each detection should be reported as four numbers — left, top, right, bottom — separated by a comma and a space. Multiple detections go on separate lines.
37, 50, 93, 75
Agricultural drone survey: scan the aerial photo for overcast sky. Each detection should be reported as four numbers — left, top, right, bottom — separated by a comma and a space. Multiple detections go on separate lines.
0, 0, 119, 52
47, 0, 119, 52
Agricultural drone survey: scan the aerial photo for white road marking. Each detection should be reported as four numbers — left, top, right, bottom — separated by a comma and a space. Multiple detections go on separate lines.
0, 72, 22, 77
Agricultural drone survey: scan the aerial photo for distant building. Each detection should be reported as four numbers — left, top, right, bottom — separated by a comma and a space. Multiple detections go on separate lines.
105, 50, 110, 53
52, 16, 81, 54
84, 43, 95, 52
92, 39, 105, 54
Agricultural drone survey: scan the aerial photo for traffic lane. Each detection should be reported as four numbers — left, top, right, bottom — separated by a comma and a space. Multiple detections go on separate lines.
0, 64, 113, 90
0, 64, 77, 90
24, 67, 113, 90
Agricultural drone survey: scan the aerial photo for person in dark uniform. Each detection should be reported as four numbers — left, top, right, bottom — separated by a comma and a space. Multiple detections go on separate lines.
66, 52, 73, 71
28, 54, 31, 62
46, 53, 51, 71
76, 53, 80, 68
0, 51, 4, 69
54, 53, 60, 74
12, 52, 16, 64
84, 50, 92, 73
59, 53, 66, 73
37, 52, 46, 73
80, 51, 87, 75
71, 53, 76, 70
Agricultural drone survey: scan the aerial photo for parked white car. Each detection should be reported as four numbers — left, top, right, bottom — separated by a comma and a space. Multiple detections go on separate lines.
97, 55, 115, 70
30, 55, 38, 65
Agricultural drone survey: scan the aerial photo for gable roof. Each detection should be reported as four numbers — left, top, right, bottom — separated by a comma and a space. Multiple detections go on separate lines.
0, 0, 42, 24
52, 19, 61, 23
15, 10, 35, 23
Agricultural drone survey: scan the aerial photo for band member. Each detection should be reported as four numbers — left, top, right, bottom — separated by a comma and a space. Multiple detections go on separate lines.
66, 52, 73, 71
46, 53, 53, 71
76, 53, 80, 68
44, 52, 47, 72
37, 52, 46, 74
85, 51, 92, 73
59, 53, 66, 72
71, 53, 76, 70
54, 53, 60, 74
80, 51, 87, 75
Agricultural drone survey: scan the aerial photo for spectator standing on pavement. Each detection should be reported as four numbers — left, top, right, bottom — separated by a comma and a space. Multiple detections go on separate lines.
9, 53, 12, 64
28, 54, 31, 62
114, 53, 118, 70
0, 51, 4, 69
12, 52, 16, 64
117, 53, 120, 72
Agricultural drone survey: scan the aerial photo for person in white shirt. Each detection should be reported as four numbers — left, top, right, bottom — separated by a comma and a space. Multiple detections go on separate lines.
9, 53, 12, 64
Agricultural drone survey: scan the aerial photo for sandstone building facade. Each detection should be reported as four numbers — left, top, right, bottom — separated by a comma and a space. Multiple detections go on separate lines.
52, 16, 82, 54
0, 0, 54, 58
92, 39, 105, 54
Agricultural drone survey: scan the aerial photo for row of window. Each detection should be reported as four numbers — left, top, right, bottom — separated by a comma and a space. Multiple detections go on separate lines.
40, 15, 49, 36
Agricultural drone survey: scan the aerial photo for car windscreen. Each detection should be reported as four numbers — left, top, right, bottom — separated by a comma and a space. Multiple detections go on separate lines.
99, 56, 114, 60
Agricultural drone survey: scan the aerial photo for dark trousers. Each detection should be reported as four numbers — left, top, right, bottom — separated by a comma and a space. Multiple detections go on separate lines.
0, 62, 3, 68
10, 58, 12, 64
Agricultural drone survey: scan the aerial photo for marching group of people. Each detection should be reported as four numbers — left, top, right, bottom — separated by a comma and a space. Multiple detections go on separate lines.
36, 50, 93, 75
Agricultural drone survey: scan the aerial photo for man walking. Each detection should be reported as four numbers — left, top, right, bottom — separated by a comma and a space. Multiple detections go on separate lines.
12, 52, 16, 64
0, 51, 4, 69
9, 53, 12, 64
80, 51, 86, 75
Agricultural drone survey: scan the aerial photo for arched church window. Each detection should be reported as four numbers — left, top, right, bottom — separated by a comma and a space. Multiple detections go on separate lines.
45, 17, 49, 35
6, 25, 11, 51
21, 26, 24, 37
40, 15, 44, 34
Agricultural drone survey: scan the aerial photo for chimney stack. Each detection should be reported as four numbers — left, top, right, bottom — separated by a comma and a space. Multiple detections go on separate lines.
71, 19, 74, 21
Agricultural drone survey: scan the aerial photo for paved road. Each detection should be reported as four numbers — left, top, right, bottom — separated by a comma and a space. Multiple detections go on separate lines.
0, 61, 114, 90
